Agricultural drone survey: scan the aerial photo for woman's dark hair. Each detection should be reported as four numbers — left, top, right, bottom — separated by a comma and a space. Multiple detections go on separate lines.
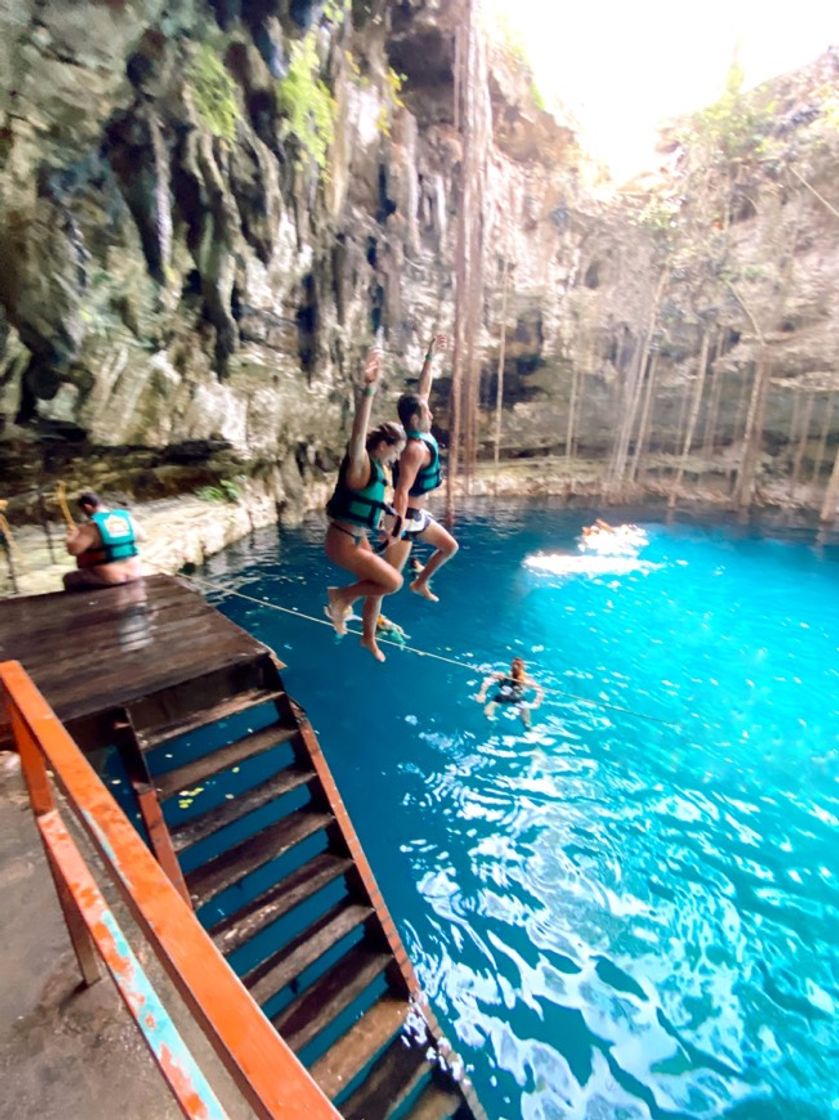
366, 421, 405, 452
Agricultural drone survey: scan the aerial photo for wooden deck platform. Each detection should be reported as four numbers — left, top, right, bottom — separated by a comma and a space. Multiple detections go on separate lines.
0, 575, 486, 1120
0, 575, 281, 748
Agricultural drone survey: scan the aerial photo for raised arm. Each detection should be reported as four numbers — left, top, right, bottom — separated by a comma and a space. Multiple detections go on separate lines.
417, 332, 447, 401
345, 348, 382, 489
65, 522, 98, 557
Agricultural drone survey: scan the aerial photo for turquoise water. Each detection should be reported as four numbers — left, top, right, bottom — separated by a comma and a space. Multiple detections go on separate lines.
199, 503, 839, 1120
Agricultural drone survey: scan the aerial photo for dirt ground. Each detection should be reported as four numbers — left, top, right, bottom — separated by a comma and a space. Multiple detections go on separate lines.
0, 753, 253, 1120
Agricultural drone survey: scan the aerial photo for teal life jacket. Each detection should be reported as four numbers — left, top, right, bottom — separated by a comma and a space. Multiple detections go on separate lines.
393, 431, 442, 497
80, 509, 138, 566
326, 455, 392, 531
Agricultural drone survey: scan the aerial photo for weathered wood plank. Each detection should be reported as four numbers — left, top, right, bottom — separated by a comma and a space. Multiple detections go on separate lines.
171, 765, 316, 852
135, 685, 285, 749
0, 575, 273, 730
274, 945, 396, 1054
211, 852, 354, 955
155, 723, 298, 799
340, 1035, 431, 1120
404, 1083, 462, 1120
245, 901, 373, 1006
305, 992, 407, 1093
186, 810, 333, 909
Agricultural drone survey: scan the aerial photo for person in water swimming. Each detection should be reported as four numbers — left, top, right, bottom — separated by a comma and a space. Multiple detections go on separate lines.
379, 332, 458, 604
475, 657, 544, 728
324, 347, 407, 662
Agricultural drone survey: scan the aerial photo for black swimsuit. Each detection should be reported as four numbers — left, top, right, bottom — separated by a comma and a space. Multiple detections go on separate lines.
491, 677, 525, 705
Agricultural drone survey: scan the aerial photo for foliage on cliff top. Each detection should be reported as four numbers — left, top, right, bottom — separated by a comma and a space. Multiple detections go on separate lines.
187, 44, 238, 141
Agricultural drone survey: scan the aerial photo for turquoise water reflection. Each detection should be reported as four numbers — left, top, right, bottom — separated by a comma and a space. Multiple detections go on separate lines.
201, 503, 839, 1120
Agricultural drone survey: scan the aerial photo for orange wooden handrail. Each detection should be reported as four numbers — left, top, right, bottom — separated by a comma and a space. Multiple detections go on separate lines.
0, 659, 340, 1120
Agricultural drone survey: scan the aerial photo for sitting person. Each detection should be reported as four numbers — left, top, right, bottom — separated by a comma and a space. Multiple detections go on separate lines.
64, 491, 145, 591
475, 657, 544, 728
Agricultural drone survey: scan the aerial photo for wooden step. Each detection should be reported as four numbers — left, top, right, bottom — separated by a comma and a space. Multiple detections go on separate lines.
135, 686, 285, 749
404, 1083, 462, 1120
340, 1034, 432, 1120
244, 900, 373, 1006
273, 943, 395, 1053
170, 765, 316, 852
310, 994, 409, 1099
186, 810, 332, 909
211, 851, 354, 956
154, 723, 297, 799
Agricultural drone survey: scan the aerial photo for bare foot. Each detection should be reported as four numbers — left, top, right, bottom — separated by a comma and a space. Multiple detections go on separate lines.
360, 635, 386, 662
325, 587, 349, 635
410, 578, 439, 603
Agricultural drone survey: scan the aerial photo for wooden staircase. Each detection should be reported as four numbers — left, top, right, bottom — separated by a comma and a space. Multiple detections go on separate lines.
120, 652, 486, 1120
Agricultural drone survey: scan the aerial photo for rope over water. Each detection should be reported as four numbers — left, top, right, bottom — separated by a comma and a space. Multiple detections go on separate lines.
178, 569, 681, 730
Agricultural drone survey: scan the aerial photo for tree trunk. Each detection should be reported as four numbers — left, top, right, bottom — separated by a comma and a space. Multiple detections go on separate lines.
789, 390, 814, 500
610, 270, 667, 492
728, 370, 752, 490
700, 334, 725, 461
669, 329, 711, 507
734, 351, 771, 509
631, 353, 659, 482
673, 383, 690, 463
810, 392, 835, 483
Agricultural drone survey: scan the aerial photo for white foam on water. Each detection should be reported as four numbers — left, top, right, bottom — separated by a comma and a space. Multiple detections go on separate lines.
524, 553, 662, 578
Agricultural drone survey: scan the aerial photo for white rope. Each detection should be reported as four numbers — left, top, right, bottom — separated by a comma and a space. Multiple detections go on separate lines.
181, 571, 681, 729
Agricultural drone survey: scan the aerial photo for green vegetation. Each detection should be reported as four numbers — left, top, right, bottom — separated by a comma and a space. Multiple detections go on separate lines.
196, 478, 241, 503
323, 0, 350, 21
188, 44, 238, 141
277, 34, 337, 170
682, 62, 775, 166
530, 80, 545, 113
376, 67, 406, 135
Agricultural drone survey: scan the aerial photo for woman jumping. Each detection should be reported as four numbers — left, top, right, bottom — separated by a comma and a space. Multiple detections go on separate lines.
324, 347, 406, 662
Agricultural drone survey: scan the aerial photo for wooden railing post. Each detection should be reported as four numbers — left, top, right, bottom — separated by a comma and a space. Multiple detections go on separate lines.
11, 705, 102, 987
113, 709, 192, 906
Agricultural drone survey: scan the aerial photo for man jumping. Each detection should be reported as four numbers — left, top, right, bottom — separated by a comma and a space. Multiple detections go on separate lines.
385, 332, 458, 603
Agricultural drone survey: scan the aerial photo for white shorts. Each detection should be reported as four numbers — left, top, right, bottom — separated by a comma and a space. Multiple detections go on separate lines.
381, 507, 433, 540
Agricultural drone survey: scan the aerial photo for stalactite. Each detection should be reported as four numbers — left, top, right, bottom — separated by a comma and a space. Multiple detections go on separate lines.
669, 328, 711, 507
149, 113, 173, 279
565, 363, 579, 470
493, 256, 511, 494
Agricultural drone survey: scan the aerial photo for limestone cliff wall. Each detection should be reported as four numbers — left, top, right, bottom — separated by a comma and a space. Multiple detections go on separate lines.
1, 1, 837, 520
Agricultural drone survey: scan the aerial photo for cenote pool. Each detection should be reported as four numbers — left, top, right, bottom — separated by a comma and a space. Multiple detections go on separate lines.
183, 502, 838, 1119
